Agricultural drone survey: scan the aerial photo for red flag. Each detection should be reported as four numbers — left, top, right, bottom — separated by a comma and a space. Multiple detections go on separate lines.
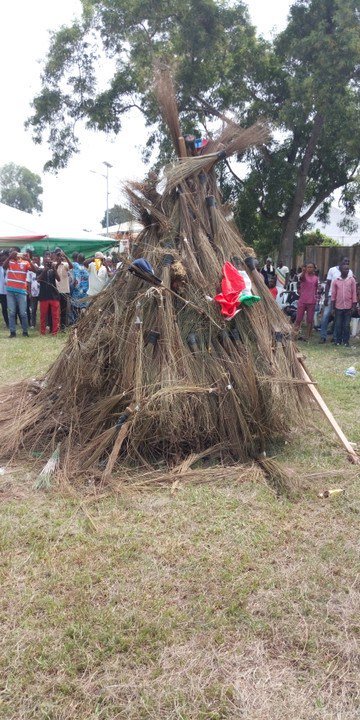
214, 262, 246, 319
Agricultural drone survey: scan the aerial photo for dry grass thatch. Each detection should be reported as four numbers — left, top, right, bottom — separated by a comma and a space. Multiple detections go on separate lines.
0, 69, 308, 484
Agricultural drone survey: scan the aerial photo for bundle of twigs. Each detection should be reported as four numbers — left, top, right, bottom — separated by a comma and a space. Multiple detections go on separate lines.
153, 60, 182, 156
34, 443, 61, 490
165, 122, 269, 191
0, 70, 308, 485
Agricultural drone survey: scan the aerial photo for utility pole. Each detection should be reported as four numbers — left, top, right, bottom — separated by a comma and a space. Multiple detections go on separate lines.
90, 162, 113, 236
103, 161, 113, 236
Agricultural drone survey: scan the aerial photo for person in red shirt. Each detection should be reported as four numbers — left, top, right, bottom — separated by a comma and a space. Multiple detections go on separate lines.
293, 262, 319, 341
331, 263, 357, 347
3, 247, 37, 338
268, 276, 278, 300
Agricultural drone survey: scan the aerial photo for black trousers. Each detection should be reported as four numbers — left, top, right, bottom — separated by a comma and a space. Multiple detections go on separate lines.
30, 297, 39, 327
334, 308, 351, 345
59, 293, 70, 330
0, 293, 9, 328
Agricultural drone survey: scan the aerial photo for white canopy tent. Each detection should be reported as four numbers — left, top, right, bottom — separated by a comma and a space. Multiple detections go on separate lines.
98, 220, 144, 236
0, 203, 116, 255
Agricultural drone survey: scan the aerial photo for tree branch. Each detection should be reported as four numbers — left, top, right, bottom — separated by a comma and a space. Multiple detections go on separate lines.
299, 165, 360, 224
259, 195, 277, 220
287, 130, 300, 164
193, 95, 237, 126
259, 144, 273, 165
299, 186, 341, 224
120, 102, 145, 115
224, 159, 244, 185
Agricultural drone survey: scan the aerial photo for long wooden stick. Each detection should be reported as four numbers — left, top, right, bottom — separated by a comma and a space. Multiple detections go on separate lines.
178, 136, 187, 159
298, 357, 359, 464
102, 421, 131, 481
102, 402, 137, 480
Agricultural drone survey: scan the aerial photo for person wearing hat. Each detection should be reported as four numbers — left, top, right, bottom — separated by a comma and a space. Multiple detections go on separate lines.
87, 252, 111, 297
260, 257, 275, 287
54, 247, 73, 330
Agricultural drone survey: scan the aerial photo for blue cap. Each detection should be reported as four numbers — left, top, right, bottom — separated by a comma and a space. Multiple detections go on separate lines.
132, 258, 154, 275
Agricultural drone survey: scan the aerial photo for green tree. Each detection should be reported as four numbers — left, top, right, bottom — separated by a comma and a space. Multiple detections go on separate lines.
295, 229, 340, 255
26, 0, 261, 170
27, 0, 360, 264
100, 204, 134, 228
0, 163, 43, 213
233, 0, 360, 266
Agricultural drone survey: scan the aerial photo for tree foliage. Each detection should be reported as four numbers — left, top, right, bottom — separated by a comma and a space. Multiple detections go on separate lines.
100, 203, 133, 227
0, 163, 43, 213
295, 229, 340, 255
27, 0, 259, 170
27, 0, 360, 261
234, 0, 360, 264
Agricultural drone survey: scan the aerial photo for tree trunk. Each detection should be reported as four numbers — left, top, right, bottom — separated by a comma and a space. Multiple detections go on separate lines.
279, 113, 325, 268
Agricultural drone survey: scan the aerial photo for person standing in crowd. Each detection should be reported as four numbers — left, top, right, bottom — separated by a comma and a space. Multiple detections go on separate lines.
351, 282, 360, 338
293, 262, 319, 341
0, 251, 9, 330
68, 252, 79, 312
268, 276, 278, 300
260, 257, 275, 287
72, 253, 89, 299
319, 257, 353, 343
24, 250, 36, 326
71, 253, 89, 321
54, 247, 73, 331
26, 256, 40, 328
87, 252, 111, 297
331, 264, 357, 347
287, 268, 298, 293
38, 254, 61, 335
3, 248, 38, 338
109, 252, 120, 276
275, 259, 289, 305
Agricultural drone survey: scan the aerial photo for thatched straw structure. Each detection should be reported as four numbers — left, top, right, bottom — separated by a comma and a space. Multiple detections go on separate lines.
0, 68, 309, 484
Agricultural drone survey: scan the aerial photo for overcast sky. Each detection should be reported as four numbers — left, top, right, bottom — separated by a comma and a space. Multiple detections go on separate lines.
0, 0, 292, 232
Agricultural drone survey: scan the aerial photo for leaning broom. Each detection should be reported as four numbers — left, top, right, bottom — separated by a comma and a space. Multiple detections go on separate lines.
0, 67, 356, 487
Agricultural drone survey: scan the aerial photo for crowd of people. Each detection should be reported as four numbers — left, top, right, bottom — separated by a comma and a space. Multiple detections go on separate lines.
0, 246, 123, 337
0, 247, 359, 347
260, 256, 360, 346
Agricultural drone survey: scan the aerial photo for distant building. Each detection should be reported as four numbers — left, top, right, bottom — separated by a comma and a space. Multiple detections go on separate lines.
98, 220, 143, 254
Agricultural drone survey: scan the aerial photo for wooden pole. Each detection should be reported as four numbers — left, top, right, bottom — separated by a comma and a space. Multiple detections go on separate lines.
102, 421, 131, 481
297, 357, 359, 464
102, 403, 136, 480
178, 136, 187, 159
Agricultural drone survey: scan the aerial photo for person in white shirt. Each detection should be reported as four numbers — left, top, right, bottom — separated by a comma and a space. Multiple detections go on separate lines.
275, 259, 289, 306
260, 257, 275, 287
54, 248, 73, 330
319, 257, 353, 343
27, 267, 40, 328
87, 252, 111, 297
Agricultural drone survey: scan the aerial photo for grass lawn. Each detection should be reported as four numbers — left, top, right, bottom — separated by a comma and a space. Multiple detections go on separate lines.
0, 328, 359, 719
